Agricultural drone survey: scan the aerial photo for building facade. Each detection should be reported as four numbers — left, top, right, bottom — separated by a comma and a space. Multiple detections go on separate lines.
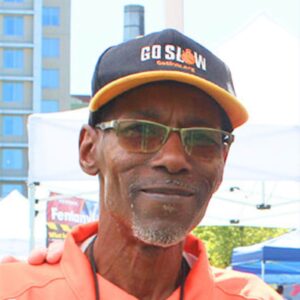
123, 4, 144, 42
0, 0, 71, 197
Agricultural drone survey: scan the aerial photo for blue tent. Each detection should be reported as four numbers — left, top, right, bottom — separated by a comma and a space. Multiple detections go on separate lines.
231, 230, 300, 284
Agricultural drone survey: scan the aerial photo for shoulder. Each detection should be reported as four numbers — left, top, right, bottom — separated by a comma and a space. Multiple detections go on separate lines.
0, 261, 65, 299
212, 267, 281, 300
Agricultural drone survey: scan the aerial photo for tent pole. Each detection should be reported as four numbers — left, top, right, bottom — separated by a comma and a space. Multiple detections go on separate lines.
262, 181, 266, 205
28, 182, 38, 251
261, 260, 265, 281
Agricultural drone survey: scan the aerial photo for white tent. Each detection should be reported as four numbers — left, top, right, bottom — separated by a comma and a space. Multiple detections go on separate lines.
0, 190, 29, 240
202, 180, 300, 228
215, 14, 300, 126
28, 108, 92, 183
0, 190, 45, 259
201, 15, 300, 228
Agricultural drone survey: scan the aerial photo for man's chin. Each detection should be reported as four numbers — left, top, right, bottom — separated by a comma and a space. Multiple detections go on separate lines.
132, 222, 187, 248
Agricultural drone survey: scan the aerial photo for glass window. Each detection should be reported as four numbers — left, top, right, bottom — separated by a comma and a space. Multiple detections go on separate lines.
42, 69, 59, 88
2, 149, 23, 170
42, 38, 60, 57
2, 82, 24, 102
4, 0, 24, 2
124, 27, 141, 42
42, 7, 60, 26
1, 184, 24, 198
41, 100, 59, 112
3, 16, 24, 36
125, 12, 141, 26
3, 116, 23, 136
3, 49, 24, 69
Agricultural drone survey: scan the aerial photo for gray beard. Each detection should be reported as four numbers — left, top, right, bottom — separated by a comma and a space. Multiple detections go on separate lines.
131, 216, 187, 247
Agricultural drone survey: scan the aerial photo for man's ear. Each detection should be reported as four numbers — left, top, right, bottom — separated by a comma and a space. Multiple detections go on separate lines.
79, 125, 99, 176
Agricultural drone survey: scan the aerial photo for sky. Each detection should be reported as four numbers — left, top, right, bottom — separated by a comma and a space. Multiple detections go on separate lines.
70, 0, 300, 96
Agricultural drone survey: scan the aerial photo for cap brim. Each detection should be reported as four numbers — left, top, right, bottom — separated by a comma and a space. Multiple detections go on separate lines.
89, 70, 248, 129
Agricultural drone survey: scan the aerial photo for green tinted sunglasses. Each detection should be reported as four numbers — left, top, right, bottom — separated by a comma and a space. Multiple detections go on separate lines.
95, 119, 234, 158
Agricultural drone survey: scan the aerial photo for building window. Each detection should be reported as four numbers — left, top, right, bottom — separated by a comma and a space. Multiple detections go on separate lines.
42, 38, 60, 57
2, 82, 24, 102
3, 116, 23, 136
1, 184, 24, 197
42, 69, 59, 88
2, 149, 23, 170
42, 7, 60, 26
124, 27, 141, 42
124, 5, 144, 42
3, 16, 24, 36
41, 100, 59, 112
3, 0, 24, 2
3, 49, 24, 69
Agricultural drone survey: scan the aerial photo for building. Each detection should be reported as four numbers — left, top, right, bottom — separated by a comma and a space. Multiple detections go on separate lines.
123, 4, 144, 42
0, 0, 72, 197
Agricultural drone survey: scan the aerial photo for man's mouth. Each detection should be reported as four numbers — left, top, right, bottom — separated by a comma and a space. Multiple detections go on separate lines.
141, 187, 194, 197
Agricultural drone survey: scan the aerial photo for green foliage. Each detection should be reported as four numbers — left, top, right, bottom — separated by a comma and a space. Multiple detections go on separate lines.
192, 226, 288, 268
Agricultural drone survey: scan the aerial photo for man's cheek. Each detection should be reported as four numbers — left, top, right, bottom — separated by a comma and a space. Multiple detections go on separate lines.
211, 162, 225, 193
102, 167, 132, 214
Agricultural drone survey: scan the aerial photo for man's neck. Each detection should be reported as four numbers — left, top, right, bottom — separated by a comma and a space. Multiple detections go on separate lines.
89, 218, 185, 300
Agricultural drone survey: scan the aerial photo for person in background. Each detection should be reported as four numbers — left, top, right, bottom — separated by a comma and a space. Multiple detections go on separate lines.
0, 29, 282, 300
276, 285, 289, 300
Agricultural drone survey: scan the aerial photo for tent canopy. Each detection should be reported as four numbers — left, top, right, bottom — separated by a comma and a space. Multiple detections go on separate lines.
231, 230, 300, 284
0, 190, 29, 240
202, 180, 300, 228
0, 190, 46, 259
216, 14, 300, 126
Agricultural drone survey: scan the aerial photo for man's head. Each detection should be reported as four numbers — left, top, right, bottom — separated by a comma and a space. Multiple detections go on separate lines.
79, 29, 248, 247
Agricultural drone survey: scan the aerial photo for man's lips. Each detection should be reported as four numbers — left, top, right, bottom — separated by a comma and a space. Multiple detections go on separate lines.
140, 187, 194, 197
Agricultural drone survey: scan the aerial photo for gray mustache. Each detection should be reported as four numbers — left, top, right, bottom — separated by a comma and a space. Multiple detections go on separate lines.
129, 178, 202, 195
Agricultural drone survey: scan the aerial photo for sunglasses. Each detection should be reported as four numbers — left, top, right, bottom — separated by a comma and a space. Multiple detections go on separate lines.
95, 119, 234, 158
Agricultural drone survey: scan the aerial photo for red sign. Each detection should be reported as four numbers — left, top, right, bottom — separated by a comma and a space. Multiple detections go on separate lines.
46, 192, 98, 245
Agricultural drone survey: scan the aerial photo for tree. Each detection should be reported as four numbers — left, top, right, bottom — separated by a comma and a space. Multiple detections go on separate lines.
192, 226, 288, 268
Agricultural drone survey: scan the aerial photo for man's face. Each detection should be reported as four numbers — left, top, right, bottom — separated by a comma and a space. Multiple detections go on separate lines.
88, 82, 228, 247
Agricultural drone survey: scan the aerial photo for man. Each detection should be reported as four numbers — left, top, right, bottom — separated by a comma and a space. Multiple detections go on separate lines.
0, 29, 281, 299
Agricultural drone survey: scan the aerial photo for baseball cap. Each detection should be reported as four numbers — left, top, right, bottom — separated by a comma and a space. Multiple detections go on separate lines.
89, 29, 248, 129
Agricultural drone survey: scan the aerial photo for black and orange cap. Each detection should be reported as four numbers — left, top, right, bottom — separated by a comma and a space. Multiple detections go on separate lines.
89, 29, 248, 129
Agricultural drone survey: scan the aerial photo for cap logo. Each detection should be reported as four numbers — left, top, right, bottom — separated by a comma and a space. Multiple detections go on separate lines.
181, 49, 195, 65
141, 44, 206, 73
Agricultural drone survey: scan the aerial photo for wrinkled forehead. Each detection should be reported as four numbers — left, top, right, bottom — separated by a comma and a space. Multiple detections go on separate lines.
89, 81, 232, 131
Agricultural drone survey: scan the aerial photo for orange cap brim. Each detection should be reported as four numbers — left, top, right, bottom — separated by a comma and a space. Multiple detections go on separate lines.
89, 70, 248, 129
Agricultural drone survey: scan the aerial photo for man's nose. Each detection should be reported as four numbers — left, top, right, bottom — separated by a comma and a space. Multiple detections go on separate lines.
150, 132, 192, 174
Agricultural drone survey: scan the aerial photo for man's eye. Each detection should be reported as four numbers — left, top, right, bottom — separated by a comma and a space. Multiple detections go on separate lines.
188, 131, 218, 146
144, 125, 161, 136
123, 124, 144, 136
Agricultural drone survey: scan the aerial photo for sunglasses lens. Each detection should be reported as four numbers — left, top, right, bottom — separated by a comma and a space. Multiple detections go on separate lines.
182, 129, 224, 157
117, 121, 166, 152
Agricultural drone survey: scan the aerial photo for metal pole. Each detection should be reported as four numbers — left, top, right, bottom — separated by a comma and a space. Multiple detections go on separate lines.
28, 182, 39, 251
262, 181, 266, 205
261, 260, 265, 281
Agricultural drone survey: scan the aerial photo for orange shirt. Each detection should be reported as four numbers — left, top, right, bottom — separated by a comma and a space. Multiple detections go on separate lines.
0, 222, 281, 300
